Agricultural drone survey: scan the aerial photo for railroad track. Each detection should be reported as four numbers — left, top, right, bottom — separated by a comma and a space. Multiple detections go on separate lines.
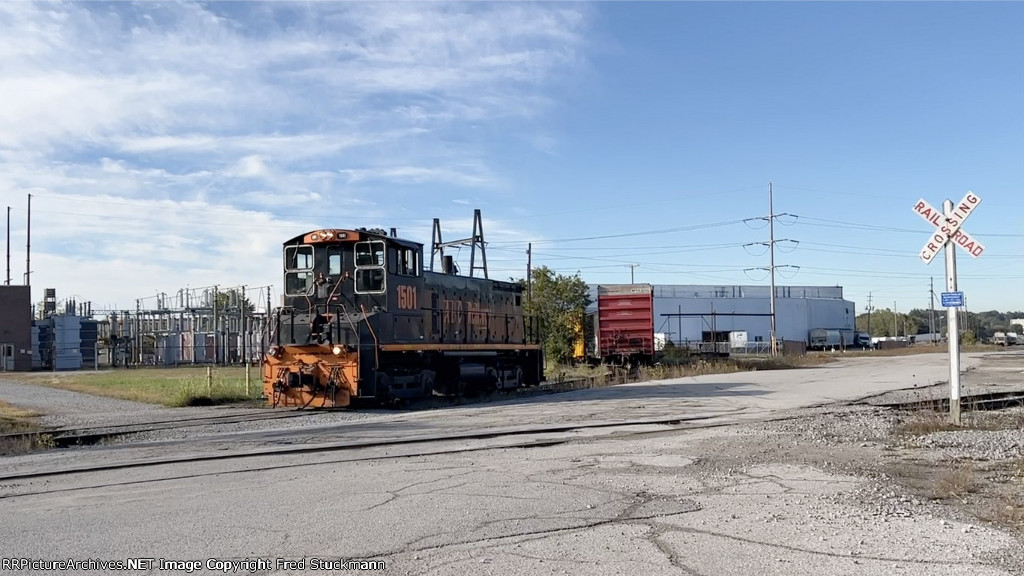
877, 390, 1024, 412
0, 411, 742, 489
0, 373, 622, 451
0, 409, 317, 448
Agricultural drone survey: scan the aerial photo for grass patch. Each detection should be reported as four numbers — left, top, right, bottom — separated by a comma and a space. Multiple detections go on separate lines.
0, 400, 55, 456
892, 405, 1024, 437
0, 433, 55, 456
5, 367, 264, 407
0, 399, 40, 420
932, 463, 979, 500
978, 494, 1024, 532
892, 411, 962, 436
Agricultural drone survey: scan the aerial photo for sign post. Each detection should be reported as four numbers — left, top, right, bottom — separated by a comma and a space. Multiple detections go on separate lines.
942, 199, 962, 425
912, 192, 983, 425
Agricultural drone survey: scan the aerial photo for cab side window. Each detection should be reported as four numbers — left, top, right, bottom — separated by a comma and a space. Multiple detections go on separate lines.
396, 247, 419, 276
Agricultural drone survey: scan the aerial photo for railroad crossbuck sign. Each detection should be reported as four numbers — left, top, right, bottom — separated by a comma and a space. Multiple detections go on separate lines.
912, 191, 983, 425
912, 192, 985, 264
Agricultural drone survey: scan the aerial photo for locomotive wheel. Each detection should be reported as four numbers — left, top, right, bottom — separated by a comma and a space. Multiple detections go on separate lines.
484, 368, 500, 393
420, 371, 436, 395
512, 366, 524, 388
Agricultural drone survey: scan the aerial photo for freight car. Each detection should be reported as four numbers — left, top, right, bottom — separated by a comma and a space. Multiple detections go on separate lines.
595, 284, 656, 363
571, 284, 656, 365
263, 227, 544, 408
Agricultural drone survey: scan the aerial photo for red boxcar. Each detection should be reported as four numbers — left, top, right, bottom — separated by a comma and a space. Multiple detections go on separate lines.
597, 284, 654, 362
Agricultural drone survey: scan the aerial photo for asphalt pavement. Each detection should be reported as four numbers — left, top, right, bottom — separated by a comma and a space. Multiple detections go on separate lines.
1, 351, 1022, 576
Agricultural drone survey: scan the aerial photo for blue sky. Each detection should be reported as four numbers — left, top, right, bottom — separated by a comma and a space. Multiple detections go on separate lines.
0, 1, 1021, 316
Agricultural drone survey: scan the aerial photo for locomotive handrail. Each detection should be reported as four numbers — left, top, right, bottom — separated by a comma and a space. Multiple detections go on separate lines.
359, 304, 380, 369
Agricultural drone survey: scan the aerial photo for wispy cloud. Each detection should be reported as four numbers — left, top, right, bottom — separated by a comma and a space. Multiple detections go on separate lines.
339, 165, 497, 187
0, 1, 589, 306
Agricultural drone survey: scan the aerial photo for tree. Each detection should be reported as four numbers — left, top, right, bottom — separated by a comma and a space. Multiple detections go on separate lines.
517, 266, 590, 365
855, 308, 918, 338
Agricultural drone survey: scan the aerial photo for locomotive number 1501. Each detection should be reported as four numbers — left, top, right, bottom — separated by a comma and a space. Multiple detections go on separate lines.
397, 285, 418, 310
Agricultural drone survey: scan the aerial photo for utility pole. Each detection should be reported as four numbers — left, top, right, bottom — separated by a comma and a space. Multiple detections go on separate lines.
24, 193, 30, 286
239, 285, 246, 365
136, 299, 141, 366
742, 182, 796, 356
893, 300, 898, 337
526, 243, 532, 309
769, 183, 777, 356
628, 264, 638, 284
866, 292, 873, 336
212, 285, 219, 365
5, 206, 10, 285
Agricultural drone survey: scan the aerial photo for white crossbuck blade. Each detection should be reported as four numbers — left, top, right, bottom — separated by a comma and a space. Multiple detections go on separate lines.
912, 193, 984, 264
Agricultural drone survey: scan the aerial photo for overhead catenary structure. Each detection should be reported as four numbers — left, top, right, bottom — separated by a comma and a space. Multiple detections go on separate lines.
430, 209, 489, 279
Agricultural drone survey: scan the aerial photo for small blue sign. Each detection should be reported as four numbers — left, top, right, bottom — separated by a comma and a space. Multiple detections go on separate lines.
941, 291, 964, 307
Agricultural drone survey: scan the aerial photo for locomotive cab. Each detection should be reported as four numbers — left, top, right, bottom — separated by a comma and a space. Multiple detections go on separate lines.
266, 228, 424, 407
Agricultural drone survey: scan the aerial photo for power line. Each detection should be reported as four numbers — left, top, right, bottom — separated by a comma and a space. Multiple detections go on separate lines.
489, 218, 749, 245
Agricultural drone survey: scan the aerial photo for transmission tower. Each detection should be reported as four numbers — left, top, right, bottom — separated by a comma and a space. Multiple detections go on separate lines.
743, 182, 798, 356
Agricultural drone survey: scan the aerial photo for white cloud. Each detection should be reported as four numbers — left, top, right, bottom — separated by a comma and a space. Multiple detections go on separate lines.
339, 166, 496, 188
0, 1, 589, 308
14, 192, 316, 310
230, 155, 270, 179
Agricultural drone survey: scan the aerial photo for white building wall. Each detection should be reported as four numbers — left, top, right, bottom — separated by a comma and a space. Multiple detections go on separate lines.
776, 299, 811, 342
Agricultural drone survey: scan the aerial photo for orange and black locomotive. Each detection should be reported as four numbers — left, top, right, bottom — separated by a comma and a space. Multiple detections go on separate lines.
263, 227, 543, 407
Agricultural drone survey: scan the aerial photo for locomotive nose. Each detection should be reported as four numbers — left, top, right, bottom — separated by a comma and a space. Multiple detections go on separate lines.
264, 348, 358, 408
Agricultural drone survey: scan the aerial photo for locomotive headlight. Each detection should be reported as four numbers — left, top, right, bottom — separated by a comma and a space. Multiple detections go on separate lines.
268, 345, 281, 358
332, 345, 343, 356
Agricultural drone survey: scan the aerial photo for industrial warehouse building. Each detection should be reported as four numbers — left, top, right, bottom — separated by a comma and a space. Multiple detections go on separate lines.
651, 284, 856, 348
587, 284, 856, 352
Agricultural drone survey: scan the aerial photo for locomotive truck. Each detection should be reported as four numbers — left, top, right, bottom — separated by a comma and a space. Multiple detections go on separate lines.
263, 227, 543, 408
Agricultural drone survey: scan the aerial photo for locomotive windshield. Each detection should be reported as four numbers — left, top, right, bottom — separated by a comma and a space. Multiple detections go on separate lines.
354, 240, 386, 293
284, 245, 314, 295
